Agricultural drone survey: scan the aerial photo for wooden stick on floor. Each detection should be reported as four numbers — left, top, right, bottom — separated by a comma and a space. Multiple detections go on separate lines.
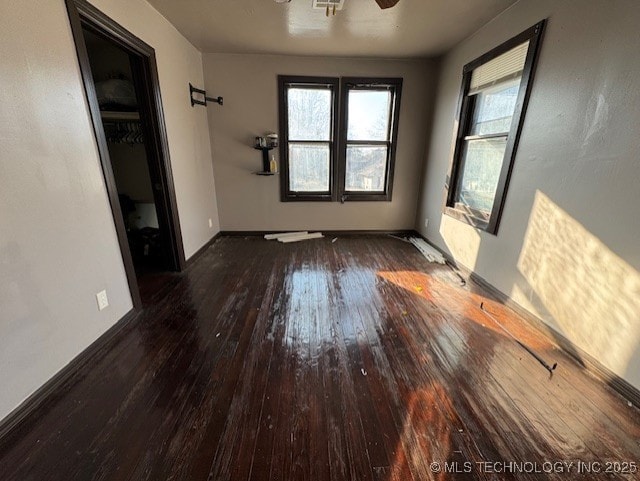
480, 302, 558, 376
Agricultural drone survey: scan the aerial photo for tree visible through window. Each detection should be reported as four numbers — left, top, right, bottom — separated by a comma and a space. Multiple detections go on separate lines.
287, 87, 333, 192
445, 21, 545, 234
278, 76, 402, 202
340, 79, 401, 202
457, 79, 521, 214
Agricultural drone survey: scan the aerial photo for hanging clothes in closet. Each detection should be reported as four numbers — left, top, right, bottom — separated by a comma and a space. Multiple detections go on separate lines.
103, 120, 144, 144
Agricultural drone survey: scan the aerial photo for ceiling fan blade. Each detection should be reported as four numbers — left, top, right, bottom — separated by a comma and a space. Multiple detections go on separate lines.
375, 0, 401, 9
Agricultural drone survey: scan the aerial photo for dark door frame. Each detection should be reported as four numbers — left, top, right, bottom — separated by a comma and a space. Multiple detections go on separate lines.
65, 0, 186, 308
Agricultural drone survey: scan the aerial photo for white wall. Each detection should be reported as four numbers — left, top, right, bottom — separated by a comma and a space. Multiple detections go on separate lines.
203, 53, 437, 231
0, 0, 219, 421
90, 0, 220, 257
0, 0, 133, 420
416, 0, 640, 389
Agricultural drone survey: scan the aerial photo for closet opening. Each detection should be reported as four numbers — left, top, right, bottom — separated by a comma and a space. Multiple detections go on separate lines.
66, 0, 186, 307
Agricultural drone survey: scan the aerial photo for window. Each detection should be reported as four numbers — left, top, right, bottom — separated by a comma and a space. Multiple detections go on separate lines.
339, 78, 402, 201
278, 76, 338, 201
278, 76, 402, 202
445, 21, 545, 234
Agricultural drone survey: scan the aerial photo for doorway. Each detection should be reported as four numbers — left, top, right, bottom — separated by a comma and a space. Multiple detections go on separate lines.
66, 0, 185, 307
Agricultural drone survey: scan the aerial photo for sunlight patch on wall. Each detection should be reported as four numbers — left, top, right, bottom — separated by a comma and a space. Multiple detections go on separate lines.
439, 214, 482, 271
518, 191, 640, 380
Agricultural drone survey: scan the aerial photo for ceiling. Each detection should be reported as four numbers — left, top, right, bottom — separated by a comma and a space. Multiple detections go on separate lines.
146, 0, 518, 58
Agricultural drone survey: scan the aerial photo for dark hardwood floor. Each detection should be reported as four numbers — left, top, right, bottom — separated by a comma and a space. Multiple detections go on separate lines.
0, 235, 638, 480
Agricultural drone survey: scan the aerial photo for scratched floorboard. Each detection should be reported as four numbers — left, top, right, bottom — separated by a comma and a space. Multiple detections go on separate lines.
0, 235, 639, 480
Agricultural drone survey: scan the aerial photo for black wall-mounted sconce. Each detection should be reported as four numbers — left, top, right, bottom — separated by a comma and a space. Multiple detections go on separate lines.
189, 83, 223, 107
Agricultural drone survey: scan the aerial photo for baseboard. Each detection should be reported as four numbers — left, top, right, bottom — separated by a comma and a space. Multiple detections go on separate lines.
186, 232, 222, 268
469, 269, 640, 407
220, 229, 416, 237
415, 232, 640, 408
0, 307, 139, 446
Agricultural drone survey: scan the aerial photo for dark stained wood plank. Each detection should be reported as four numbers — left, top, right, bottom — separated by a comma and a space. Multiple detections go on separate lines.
373, 254, 578, 478
375, 240, 640, 461
306, 244, 332, 481
248, 267, 293, 481
266, 249, 304, 481
1, 235, 639, 481
370, 238, 640, 479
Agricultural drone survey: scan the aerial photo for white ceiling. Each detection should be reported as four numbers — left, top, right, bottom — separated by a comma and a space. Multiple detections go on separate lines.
146, 0, 518, 58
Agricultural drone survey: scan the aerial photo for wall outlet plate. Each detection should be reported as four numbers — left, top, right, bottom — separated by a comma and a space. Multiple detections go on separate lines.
424, 218, 429, 229
96, 290, 109, 311
208, 218, 213, 228
313, 0, 344, 10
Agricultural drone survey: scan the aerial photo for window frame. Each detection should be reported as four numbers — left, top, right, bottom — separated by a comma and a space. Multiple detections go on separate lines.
338, 77, 403, 202
444, 20, 546, 234
278, 75, 402, 202
278, 75, 340, 202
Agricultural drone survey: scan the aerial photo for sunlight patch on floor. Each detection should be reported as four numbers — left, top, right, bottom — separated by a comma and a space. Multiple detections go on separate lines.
377, 270, 553, 351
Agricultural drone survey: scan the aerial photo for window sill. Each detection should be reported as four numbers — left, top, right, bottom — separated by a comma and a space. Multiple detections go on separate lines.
281, 194, 335, 202
341, 193, 392, 202
443, 205, 493, 233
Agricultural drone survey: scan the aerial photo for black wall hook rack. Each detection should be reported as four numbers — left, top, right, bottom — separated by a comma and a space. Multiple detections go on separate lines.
189, 83, 223, 107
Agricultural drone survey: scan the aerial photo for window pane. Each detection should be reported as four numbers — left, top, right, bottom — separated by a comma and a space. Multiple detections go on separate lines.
287, 88, 332, 141
347, 90, 391, 141
456, 138, 507, 214
469, 80, 521, 136
289, 143, 330, 192
345, 145, 388, 191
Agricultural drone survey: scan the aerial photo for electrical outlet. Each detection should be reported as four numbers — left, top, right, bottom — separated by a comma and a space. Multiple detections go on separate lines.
208, 218, 213, 228
96, 290, 109, 311
424, 218, 429, 229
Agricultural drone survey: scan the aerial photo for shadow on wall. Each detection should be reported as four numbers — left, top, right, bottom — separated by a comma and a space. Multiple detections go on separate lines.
516, 190, 640, 385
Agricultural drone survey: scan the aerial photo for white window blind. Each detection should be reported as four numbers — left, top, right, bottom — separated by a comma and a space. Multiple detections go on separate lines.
468, 41, 530, 95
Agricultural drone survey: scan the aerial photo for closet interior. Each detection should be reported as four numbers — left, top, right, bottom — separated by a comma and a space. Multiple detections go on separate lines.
83, 28, 168, 279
